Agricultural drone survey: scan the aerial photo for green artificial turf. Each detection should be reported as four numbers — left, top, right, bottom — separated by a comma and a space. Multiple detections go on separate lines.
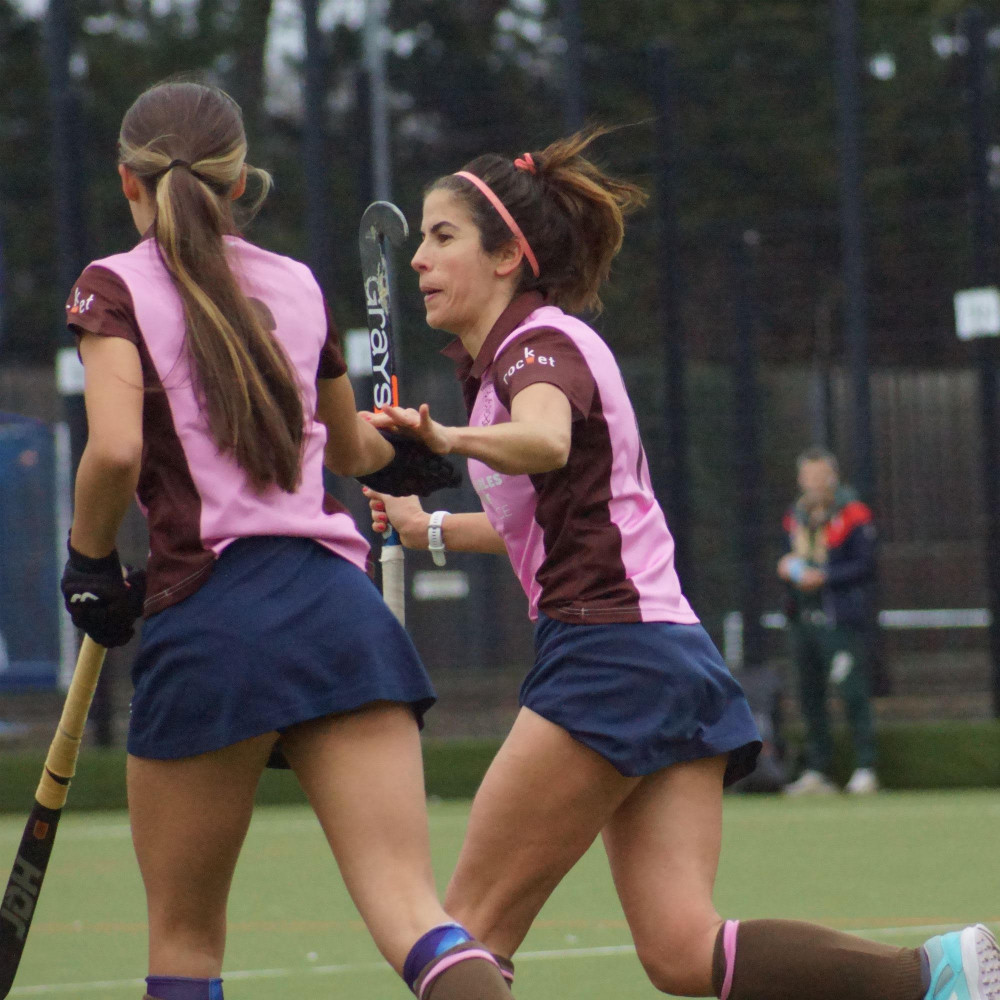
0, 719, 996, 821
2, 790, 997, 998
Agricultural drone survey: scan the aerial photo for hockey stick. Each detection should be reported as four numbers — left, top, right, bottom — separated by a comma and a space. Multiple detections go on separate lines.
359, 200, 409, 625
0, 635, 106, 997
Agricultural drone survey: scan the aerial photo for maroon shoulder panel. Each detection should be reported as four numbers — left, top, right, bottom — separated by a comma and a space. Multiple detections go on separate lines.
530, 385, 642, 621
133, 332, 215, 616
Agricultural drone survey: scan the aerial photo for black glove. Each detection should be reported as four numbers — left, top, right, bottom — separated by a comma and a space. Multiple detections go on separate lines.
357, 430, 462, 497
60, 543, 147, 648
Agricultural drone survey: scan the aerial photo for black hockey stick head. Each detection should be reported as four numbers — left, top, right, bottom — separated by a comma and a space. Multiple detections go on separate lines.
359, 201, 409, 411
359, 200, 408, 261
0, 801, 62, 997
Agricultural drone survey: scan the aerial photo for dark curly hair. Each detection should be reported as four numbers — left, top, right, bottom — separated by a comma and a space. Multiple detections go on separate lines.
429, 128, 647, 314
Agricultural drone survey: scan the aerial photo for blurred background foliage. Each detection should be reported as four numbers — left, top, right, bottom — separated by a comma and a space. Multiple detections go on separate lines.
2, 1, 1000, 699
2, 0, 999, 365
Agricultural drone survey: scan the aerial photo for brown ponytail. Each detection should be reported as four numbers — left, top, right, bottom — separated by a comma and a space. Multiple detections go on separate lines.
118, 81, 304, 493
432, 127, 648, 313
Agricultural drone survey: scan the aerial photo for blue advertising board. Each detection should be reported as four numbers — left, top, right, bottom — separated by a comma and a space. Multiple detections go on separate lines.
0, 413, 61, 689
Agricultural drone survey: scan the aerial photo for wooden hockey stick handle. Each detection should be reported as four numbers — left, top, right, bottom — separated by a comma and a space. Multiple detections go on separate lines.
35, 637, 106, 810
380, 530, 405, 625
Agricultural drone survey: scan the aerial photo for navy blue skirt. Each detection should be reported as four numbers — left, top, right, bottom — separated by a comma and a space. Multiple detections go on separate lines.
128, 537, 436, 762
521, 614, 761, 783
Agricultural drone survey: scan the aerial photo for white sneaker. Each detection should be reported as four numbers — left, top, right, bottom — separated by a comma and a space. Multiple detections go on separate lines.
845, 767, 879, 795
783, 769, 838, 796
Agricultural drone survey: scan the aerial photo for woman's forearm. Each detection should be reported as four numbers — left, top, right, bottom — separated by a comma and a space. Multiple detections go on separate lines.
325, 415, 394, 477
445, 422, 569, 475
390, 506, 507, 555
438, 511, 508, 554
70, 446, 140, 557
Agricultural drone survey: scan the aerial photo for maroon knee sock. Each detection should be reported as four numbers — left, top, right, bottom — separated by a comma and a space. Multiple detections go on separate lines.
711, 919, 928, 1000
412, 942, 514, 999
493, 954, 515, 989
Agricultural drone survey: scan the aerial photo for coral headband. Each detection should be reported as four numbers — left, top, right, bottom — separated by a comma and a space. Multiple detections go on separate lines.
453, 171, 540, 277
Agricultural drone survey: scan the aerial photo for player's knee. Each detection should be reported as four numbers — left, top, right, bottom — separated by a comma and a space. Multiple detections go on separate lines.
634, 923, 718, 995
635, 946, 690, 994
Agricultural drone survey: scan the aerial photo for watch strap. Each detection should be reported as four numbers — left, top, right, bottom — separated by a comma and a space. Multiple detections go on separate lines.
428, 510, 448, 566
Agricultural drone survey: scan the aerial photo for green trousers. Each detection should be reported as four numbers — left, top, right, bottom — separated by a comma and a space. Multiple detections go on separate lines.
789, 620, 876, 774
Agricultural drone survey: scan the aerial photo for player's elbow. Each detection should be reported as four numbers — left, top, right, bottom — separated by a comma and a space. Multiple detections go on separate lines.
87, 437, 143, 476
324, 448, 368, 478
542, 428, 571, 471
513, 433, 569, 475
325, 443, 391, 479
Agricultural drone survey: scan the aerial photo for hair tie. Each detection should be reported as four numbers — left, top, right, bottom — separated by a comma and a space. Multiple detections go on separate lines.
162, 158, 210, 185
513, 153, 536, 175
454, 171, 540, 278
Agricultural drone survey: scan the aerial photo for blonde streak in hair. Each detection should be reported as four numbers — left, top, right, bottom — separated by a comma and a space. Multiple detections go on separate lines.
142, 136, 292, 474
196, 183, 295, 408
198, 240, 287, 407
184, 281, 292, 441
153, 180, 189, 288
186, 290, 261, 445
190, 147, 251, 187
155, 178, 255, 435
190, 147, 273, 219
190, 144, 245, 173
241, 165, 273, 217
244, 321, 297, 393
179, 186, 292, 425
119, 133, 177, 179
187, 285, 254, 397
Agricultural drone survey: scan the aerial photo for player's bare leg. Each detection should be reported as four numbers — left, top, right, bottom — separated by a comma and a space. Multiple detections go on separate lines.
280, 703, 445, 966
605, 754, 930, 1000
281, 702, 511, 997
127, 731, 277, 982
444, 707, 639, 959
601, 754, 727, 995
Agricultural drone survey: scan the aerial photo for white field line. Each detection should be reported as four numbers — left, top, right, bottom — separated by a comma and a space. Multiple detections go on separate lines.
4, 795, 999, 843
9, 921, 998, 996
0, 810, 471, 844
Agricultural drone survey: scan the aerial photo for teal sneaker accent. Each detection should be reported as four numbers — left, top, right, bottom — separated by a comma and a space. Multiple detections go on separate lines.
923, 925, 1000, 1000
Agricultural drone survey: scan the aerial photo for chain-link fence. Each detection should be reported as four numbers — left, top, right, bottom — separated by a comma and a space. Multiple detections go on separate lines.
3, 3, 1000, 745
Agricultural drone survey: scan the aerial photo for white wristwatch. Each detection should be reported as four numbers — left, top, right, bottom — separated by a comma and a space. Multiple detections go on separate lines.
427, 510, 448, 566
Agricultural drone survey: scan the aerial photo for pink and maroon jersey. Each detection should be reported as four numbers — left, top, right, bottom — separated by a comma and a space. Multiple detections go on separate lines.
448, 292, 698, 625
66, 235, 370, 616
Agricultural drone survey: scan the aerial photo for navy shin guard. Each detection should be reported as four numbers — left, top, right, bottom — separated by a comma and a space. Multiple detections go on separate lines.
403, 924, 507, 999
144, 976, 223, 1000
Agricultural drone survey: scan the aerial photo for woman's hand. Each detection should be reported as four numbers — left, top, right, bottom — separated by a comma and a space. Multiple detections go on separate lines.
362, 487, 429, 548
358, 409, 396, 431
380, 403, 454, 455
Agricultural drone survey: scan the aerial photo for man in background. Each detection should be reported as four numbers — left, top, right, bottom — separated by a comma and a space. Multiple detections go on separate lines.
778, 447, 879, 795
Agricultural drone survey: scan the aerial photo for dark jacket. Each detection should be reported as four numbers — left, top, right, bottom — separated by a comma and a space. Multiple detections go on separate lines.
782, 486, 877, 628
